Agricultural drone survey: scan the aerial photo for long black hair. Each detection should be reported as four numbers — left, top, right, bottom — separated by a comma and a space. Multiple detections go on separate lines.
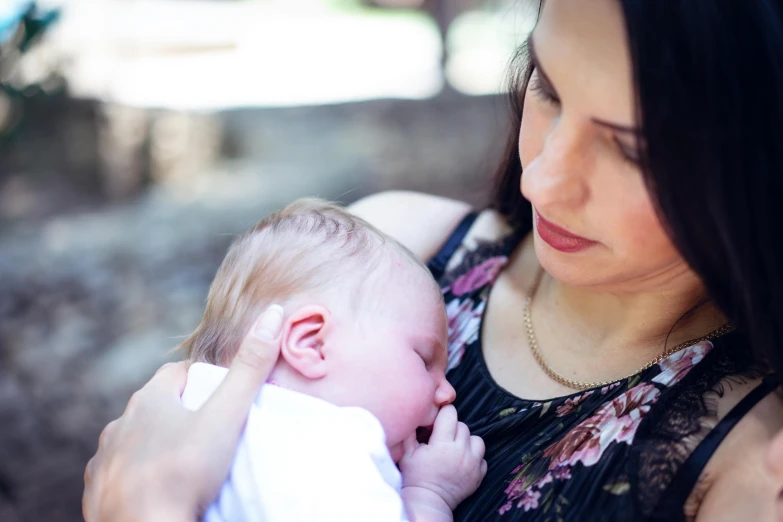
491, 0, 783, 377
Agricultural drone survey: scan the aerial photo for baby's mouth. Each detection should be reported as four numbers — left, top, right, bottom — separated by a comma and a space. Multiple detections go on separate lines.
416, 425, 433, 444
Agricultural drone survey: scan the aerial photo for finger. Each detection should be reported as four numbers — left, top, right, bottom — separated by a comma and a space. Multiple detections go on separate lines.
403, 432, 419, 458
84, 455, 96, 486
154, 361, 182, 377
430, 404, 458, 442
142, 361, 190, 398
97, 419, 119, 451
82, 457, 98, 521
480, 459, 488, 477
200, 305, 283, 429
82, 482, 94, 522
469, 435, 486, 459
456, 422, 471, 444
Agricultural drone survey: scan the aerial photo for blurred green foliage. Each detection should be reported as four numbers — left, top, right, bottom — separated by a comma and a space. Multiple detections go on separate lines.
0, 2, 61, 142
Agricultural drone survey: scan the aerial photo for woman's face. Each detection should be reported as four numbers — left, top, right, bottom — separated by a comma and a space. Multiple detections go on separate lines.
521, 0, 783, 510
519, 0, 694, 292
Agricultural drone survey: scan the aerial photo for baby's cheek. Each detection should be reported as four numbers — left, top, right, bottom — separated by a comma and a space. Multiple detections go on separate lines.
398, 388, 434, 436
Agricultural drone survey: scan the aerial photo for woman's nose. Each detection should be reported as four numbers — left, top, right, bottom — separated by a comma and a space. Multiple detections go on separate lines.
435, 379, 457, 406
522, 117, 591, 208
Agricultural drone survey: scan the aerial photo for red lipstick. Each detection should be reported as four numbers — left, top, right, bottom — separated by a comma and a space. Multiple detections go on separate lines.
534, 210, 597, 253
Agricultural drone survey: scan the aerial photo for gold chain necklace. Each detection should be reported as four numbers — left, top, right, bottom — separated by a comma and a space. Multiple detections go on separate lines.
524, 269, 734, 391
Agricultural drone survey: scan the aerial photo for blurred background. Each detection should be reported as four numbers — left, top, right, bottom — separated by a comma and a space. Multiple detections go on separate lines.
0, 0, 535, 519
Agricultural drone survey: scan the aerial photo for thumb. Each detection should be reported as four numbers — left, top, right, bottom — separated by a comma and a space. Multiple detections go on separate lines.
199, 304, 284, 427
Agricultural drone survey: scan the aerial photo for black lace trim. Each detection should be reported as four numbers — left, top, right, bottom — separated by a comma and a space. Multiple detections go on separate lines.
631, 332, 767, 520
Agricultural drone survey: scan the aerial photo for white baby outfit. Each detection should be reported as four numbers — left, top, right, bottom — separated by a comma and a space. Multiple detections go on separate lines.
181, 362, 409, 522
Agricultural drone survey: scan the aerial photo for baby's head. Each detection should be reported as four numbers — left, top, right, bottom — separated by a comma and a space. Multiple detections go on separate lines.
183, 198, 455, 462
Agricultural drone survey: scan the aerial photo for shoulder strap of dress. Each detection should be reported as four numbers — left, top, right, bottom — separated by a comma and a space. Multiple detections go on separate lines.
648, 372, 780, 521
427, 211, 479, 281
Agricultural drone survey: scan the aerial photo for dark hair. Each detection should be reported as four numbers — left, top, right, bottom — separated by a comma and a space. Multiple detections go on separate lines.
492, 0, 783, 377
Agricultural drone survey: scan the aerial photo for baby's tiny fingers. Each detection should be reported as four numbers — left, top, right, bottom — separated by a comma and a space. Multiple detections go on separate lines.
470, 434, 486, 459
456, 421, 471, 444
480, 459, 488, 477
430, 405, 458, 442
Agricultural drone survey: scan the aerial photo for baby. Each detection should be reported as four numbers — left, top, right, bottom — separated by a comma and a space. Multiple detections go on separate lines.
180, 198, 487, 522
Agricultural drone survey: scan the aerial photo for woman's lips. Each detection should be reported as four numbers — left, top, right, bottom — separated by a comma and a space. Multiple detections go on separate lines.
534, 210, 597, 253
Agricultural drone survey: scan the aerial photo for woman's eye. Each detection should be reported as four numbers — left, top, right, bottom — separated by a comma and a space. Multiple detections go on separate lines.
614, 138, 642, 166
530, 73, 560, 107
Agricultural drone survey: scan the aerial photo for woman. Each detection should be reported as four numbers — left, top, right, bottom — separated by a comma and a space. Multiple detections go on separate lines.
83, 0, 783, 520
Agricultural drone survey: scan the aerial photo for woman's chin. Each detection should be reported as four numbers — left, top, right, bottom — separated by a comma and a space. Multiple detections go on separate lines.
534, 238, 607, 287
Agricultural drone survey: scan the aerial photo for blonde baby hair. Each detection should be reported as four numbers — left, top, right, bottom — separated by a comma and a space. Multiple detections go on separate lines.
181, 198, 435, 365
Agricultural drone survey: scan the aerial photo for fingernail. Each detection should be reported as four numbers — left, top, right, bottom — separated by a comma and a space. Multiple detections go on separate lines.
254, 305, 284, 340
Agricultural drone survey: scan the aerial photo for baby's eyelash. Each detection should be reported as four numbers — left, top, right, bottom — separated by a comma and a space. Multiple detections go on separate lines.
418, 352, 433, 370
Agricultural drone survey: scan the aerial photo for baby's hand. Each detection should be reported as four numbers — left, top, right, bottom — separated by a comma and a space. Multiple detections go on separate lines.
399, 405, 487, 517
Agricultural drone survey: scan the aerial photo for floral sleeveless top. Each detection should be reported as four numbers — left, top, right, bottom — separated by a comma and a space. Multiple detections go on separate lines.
427, 213, 776, 522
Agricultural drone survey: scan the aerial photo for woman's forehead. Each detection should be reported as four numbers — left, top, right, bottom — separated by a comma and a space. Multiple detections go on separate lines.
534, 0, 636, 126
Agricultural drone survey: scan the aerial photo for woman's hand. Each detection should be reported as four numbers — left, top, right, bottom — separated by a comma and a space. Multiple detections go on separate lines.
82, 305, 285, 522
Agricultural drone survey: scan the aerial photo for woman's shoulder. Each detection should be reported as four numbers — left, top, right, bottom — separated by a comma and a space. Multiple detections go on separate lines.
349, 191, 512, 261
695, 383, 783, 520
349, 191, 471, 260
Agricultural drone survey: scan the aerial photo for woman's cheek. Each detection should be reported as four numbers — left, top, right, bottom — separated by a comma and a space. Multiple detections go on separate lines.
623, 205, 662, 250
605, 179, 672, 259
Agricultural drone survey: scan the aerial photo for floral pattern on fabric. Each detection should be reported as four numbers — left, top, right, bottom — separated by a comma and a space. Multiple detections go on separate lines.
442, 255, 507, 372
544, 383, 660, 468
499, 382, 660, 516
445, 298, 486, 372
555, 390, 594, 417
449, 256, 508, 296
652, 342, 712, 387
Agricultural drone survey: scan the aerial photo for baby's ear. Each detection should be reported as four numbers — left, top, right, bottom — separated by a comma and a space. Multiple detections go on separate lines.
280, 305, 330, 379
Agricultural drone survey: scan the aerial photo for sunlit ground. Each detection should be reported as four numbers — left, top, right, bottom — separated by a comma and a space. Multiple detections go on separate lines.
45, 0, 533, 110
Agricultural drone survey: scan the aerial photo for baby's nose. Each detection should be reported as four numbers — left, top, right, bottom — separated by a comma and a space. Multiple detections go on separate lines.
435, 379, 457, 406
